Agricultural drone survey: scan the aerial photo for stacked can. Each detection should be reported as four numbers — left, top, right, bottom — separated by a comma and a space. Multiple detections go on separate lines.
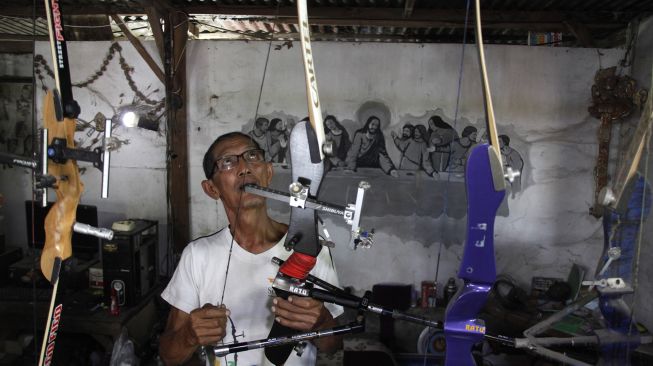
421, 281, 437, 308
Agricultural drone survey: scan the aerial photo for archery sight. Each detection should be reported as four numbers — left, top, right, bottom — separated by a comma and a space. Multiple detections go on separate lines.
244, 179, 374, 250
39, 110, 114, 202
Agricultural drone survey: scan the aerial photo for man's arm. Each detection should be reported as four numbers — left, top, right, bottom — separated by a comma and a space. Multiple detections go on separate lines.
377, 146, 398, 176
345, 132, 362, 170
159, 304, 230, 365
272, 296, 343, 353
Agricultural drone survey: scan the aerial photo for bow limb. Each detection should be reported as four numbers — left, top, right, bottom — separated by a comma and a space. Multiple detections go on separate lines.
443, 1, 506, 365
297, 0, 326, 160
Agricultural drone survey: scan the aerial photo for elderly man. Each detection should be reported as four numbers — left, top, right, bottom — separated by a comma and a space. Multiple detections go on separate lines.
159, 132, 343, 365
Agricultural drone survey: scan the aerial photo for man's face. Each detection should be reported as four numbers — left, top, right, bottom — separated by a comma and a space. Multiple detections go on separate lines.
368, 119, 380, 133
402, 127, 411, 138
203, 135, 272, 210
470, 132, 478, 142
257, 120, 269, 130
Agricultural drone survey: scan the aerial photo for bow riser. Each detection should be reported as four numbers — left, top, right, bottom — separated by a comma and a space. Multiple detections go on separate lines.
266, 121, 325, 365
444, 144, 505, 365
458, 144, 504, 283
283, 121, 324, 259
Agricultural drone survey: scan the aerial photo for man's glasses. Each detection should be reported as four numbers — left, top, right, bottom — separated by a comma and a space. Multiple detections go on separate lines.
212, 149, 265, 175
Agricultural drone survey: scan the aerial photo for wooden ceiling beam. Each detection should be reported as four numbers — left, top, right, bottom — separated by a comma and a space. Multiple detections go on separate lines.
0, 33, 48, 41
0, 5, 145, 17
145, 6, 166, 62
110, 14, 165, 83
0, 40, 35, 53
403, 0, 416, 18
271, 19, 623, 32
65, 15, 113, 41
181, 7, 639, 25
563, 20, 596, 47
0, 5, 640, 26
166, 11, 190, 252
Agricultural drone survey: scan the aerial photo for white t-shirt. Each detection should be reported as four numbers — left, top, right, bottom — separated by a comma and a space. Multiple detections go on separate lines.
161, 228, 344, 366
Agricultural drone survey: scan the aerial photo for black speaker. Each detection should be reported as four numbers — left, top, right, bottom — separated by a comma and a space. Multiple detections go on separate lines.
102, 220, 158, 307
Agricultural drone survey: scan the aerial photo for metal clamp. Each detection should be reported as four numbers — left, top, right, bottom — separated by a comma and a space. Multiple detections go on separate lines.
347, 181, 373, 250
582, 277, 627, 289
597, 247, 622, 278
294, 342, 307, 357
504, 166, 520, 183
289, 181, 309, 209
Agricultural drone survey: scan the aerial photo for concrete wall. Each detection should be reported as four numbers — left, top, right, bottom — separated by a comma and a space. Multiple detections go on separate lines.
3, 38, 648, 331
185, 41, 623, 306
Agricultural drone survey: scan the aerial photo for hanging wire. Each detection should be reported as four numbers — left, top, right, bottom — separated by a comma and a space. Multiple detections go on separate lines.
433, 0, 472, 305
428, 1, 472, 365
212, 3, 283, 365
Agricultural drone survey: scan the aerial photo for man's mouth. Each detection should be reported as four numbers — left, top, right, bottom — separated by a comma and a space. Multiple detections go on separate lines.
239, 182, 257, 191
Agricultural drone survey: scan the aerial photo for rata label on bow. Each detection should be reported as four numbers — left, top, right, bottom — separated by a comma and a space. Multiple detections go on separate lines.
289, 285, 310, 297
465, 324, 486, 334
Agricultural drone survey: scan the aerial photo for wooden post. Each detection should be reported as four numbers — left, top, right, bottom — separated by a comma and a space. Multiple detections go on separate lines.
165, 11, 190, 252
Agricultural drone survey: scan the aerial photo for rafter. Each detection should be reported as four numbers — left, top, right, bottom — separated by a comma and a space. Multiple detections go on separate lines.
111, 14, 165, 83
0, 6, 639, 33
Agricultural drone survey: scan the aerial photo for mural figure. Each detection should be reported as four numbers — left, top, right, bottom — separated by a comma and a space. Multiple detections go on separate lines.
499, 134, 524, 196
346, 115, 398, 177
427, 116, 458, 172
248, 117, 272, 160
16, 85, 31, 119
391, 123, 414, 168
323, 115, 351, 171
206, 94, 220, 120
412, 125, 437, 176
0, 83, 33, 157
448, 126, 478, 173
393, 124, 436, 176
268, 118, 290, 164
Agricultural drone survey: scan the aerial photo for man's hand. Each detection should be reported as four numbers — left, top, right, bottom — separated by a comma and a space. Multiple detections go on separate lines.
271, 296, 330, 332
271, 296, 343, 353
183, 303, 230, 347
159, 304, 231, 365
